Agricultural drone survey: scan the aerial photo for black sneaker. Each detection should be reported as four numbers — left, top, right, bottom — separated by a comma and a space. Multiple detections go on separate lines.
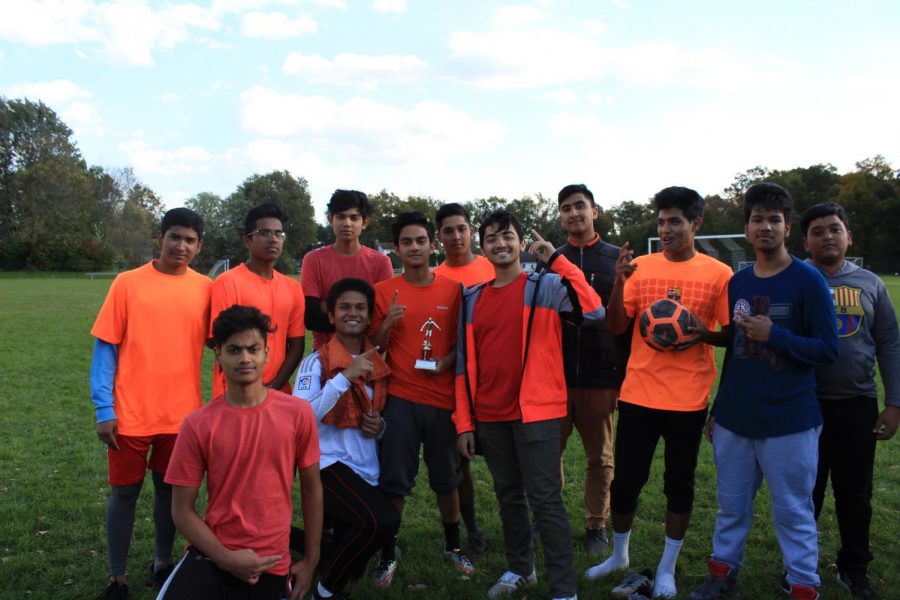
838, 569, 879, 599
690, 558, 738, 600
104, 578, 129, 600
144, 561, 174, 588
585, 527, 610, 556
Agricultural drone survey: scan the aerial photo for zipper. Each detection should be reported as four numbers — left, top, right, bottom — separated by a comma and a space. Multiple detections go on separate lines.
576, 246, 583, 387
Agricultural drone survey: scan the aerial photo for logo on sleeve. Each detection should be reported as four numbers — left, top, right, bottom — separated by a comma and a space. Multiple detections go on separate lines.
296, 375, 312, 391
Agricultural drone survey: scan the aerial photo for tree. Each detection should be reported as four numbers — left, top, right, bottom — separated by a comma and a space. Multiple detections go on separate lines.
222, 171, 317, 273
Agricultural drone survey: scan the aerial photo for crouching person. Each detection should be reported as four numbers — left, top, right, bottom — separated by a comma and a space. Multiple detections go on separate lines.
293, 278, 402, 599
158, 305, 323, 600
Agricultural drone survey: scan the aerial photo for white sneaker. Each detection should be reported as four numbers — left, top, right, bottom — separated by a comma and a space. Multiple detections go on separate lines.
487, 569, 538, 597
552, 596, 577, 600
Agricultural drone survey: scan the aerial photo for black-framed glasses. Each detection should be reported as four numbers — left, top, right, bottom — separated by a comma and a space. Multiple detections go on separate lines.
248, 229, 287, 240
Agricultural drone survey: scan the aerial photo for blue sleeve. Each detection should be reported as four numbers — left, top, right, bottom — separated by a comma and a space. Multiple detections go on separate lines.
765, 270, 839, 367
91, 339, 118, 424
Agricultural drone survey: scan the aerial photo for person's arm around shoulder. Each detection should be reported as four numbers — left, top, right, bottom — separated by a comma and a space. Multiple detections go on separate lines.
91, 339, 120, 450
607, 242, 637, 335
872, 278, 900, 440
290, 463, 322, 599
171, 484, 282, 584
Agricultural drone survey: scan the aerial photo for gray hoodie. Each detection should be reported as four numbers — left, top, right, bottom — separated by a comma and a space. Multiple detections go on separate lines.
806, 259, 900, 407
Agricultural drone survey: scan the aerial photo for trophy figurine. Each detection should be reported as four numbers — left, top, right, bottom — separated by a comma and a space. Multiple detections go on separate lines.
415, 316, 441, 371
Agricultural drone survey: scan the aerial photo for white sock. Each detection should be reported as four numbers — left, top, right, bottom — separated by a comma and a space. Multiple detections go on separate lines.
584, 529, 630, 580
652, 536, 683, 598
316, 581, 333, 598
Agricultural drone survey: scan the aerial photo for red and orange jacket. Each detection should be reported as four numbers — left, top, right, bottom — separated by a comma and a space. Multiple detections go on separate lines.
452, 251, 605, 434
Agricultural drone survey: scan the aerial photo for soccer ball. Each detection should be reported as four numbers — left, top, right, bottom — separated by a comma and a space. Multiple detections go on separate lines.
638, 298, 698, 351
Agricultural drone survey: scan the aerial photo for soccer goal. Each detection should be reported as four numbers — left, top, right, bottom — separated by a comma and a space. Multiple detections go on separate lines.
208, 259, 230, 278
647, 234, 752, 272
736, 256, 865, 271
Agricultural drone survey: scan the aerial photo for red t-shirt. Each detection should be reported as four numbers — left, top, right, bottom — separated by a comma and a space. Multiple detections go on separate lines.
91, 261, 211, 436
165, 390, 320, 576
370, 274, 461, 410
302, 245, 394, 350
210, 264, 305, 397
472, 273, 527, 421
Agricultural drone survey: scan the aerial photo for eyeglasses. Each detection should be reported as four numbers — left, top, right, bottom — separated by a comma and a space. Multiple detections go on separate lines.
248, 229, 287, 240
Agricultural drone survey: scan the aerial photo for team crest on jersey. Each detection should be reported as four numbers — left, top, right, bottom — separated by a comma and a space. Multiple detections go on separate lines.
831, 286, 864, 338
296, 375, 312, 391
667, 287, 683, 301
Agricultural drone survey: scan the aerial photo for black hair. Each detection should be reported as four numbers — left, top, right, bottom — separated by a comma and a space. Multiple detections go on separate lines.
244, 203, 289, 236
558, 183, 595, 206
392, 211, 435, 246
327, 189, 374, 218
478, 208, 524, 247
211, 305, 274, 347
326, 278, 375, 315
800, 201, 849, 235
435, 202, 471, 230
160, 207, 204, 240
743, 182, 793, 224
653, 186, 704, 221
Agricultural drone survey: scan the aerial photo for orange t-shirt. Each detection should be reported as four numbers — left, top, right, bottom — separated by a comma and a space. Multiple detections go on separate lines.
91, 261, 212, 436
210, 264, 305, 397
370, 274, 461, 410
433, 255, 495, 287
620, 252, 731, 411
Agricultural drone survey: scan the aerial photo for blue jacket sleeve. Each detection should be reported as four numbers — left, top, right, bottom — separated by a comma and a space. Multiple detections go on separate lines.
765, 272, 839, 367
91, 339, 118, 424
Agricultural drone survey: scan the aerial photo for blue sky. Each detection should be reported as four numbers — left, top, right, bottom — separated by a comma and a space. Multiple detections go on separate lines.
2, 0, 898, 221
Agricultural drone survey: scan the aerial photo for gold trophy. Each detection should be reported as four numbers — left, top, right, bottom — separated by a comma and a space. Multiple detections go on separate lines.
415, 316, 441, 371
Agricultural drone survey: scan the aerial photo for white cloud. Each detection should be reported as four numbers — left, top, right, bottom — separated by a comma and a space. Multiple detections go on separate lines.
539, 88, 578, 104
611, 0, 629, 10
241, 11, 316, 38
6, 79, 91, 103
62, 101, 105, 136
240, 86, 505, 164
0, 49, 5, 60
159, 93, 179, 105
309, 0, 346, 7
119, 139, 214, 176
0, 0, 95, 45
372, 0, 406, 13
493, 5, 546, 26
584, 19, 608, 35
282, 52, 427, 88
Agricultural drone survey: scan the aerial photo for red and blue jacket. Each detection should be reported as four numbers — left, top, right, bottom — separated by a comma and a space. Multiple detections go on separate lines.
453, 251, 605, 434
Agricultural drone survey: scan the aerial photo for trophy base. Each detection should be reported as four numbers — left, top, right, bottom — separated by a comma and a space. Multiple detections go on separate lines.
415, 359, 438, 371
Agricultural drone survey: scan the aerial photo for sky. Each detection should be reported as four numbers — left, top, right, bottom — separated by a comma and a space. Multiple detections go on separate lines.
2, 0, 899, 221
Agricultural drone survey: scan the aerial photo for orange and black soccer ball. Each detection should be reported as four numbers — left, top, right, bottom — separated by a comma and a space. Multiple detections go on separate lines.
638, 298, 699, 351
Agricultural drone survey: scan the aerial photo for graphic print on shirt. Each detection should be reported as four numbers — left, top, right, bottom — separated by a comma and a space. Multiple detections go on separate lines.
830, 285, 864, 338
733, 295, 787, 370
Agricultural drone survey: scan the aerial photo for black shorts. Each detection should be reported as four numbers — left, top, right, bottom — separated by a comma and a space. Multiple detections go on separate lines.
158, 547, 287, 600
378, 395, 462, 497
610, 400, 707, 515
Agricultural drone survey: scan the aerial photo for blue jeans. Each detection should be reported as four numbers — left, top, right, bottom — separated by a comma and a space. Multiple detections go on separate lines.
710, 423, 822, 588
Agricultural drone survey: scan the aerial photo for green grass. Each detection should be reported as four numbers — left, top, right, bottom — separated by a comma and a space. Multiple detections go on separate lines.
1, 277, 899, 598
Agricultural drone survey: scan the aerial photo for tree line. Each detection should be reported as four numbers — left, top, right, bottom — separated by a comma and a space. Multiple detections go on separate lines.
3, 96, 899, 273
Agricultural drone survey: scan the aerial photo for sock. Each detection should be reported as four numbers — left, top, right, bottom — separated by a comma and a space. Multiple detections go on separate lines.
381, 534, 397, 561
106, 482, 144, 576
653, 536, 684, 598
151, 471, 175, 566
460, 503, 479, 536
584, 529, 630, 579
316, 581, 333, 598
443, 521, 461, 551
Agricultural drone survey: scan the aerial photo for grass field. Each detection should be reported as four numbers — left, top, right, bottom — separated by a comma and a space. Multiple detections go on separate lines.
1, 275, 898, 599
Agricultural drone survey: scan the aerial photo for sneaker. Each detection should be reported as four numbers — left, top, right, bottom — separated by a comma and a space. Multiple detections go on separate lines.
466, 530, 487, 559
313, 586, 351, 600
487, 569, 538, 598
778, 571, 820, 600
444, 547, 476, 575
144, 561, 174, 588
104, 578, 129, 600
373, 558, 397, 589
585, 527, 610, 556
838, 569, 879, 599
610, 570, 654, 599
690, 558, 738, 600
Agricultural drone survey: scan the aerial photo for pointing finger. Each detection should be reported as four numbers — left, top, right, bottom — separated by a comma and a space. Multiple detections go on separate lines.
530, 229, 545, 242
392, 290, 399, 304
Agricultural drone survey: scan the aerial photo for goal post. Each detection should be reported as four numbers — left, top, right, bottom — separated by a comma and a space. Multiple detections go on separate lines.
207, 258, 230, 278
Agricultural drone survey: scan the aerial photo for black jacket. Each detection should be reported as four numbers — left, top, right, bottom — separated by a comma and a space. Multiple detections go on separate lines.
557, 236, 629, 389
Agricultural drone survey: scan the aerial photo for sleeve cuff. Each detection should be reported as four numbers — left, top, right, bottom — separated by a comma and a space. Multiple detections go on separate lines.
95, 406, 117, 424
332, 372, 353, 392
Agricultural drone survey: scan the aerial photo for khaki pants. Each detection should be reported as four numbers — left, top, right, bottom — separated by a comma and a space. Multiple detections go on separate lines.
560, 388, 616, 529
